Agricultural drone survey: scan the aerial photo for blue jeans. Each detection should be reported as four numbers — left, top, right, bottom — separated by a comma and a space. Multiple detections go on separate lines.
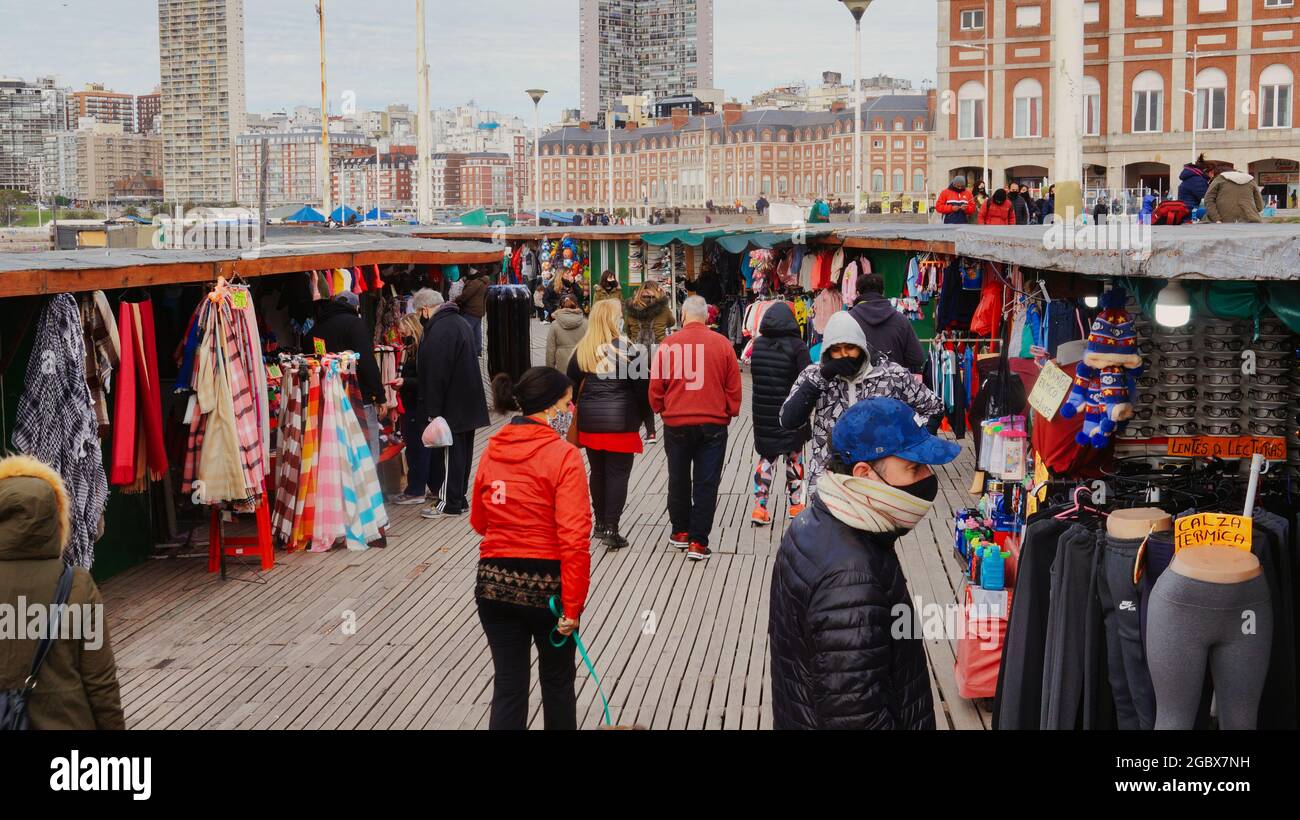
402, 409, 441, 497
664, 423, 729, 547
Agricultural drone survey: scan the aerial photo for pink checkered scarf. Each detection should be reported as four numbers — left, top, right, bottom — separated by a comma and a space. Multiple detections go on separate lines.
310, 360, 346, 552
271, 365, 303, 546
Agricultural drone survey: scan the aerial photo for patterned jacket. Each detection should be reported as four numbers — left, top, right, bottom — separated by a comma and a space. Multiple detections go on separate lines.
780, 357, 944, 490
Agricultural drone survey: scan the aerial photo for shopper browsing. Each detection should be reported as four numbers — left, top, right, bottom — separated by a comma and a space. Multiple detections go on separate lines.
780, 312, 943, 493
624, 280, 675, 443
454, 268, 489, 357
768, 398, 961, 729
748, 302, 811, 526
649, 296, 742, 562
848, 272, 926, 373
390, 294, 443, 506
545, 296, 587, 374
474, 368, 591, 730
567, 300, 652, 552
305, 291, 385, 460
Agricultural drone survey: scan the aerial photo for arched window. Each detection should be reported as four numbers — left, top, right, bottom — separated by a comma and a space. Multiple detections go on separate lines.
1083, 76, 1102, 136
893, 118, 904, 131
1260, 64, 1293, 129
762, 175, 772, 194
1132, 70, 1164, 133
913, 169, 925, 192
1013, 78, 1043, 138
794, 176, 802, 196
892, 169, 905, 192
957, 81, 985, 140
835, 171, 843, 193
871, 169, 885, 191
1194, 67, 1228, 131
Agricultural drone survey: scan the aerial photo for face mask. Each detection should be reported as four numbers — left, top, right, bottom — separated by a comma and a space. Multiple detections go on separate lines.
884, 472, 939, 503
548, 408, 574, 438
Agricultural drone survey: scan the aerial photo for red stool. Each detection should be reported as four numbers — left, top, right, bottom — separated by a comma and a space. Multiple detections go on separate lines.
207, 492, 274, 575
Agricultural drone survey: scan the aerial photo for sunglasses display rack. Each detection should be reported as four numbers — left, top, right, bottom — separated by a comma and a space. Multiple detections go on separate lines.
1118, 304, 1300, 476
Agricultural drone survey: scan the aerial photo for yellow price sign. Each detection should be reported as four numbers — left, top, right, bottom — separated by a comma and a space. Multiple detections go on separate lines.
231, 289, 248, 310
1174, 513, 1252, 553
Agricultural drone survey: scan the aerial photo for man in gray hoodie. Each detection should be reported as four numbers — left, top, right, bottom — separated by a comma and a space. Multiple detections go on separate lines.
1204, 167, 1265, 223
848, 272, 925, 374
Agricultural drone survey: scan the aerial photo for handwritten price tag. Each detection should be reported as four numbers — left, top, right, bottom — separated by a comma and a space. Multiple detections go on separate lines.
231, 289, 249, 310
1028, 361, 1074, 421
313, 338, 326, 356
1174, 513, 1252, 553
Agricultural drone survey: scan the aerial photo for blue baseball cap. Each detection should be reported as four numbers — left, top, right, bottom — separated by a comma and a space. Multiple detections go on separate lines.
831, 397, 962, 467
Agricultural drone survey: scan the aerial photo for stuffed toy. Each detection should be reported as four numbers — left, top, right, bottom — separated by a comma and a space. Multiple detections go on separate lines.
1058, 287, 1142, 447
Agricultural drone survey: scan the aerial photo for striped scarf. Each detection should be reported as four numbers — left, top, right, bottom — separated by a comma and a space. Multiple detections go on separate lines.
816, 472, 934, 534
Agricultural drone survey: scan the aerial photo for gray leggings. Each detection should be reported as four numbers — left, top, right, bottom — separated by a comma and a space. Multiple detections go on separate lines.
1145, 570, 1272, 730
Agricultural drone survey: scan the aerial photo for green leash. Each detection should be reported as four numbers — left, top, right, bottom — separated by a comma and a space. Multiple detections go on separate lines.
549, 595, 612, 727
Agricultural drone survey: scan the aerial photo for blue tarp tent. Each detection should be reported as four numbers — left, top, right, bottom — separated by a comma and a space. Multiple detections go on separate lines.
540, 210, 580, 226
364, 208, 393, 221
286, 206, 325, 223
329, 206, 360, 223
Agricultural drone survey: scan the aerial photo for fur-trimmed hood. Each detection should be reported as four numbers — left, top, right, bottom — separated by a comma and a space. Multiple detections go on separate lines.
0, 454, 70, 560
624, 294, 671, 321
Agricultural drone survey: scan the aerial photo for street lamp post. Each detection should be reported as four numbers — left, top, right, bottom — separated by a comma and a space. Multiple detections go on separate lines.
527, 89, 547, 225
839, 0, 874, 219
1185, 50, 1200, 167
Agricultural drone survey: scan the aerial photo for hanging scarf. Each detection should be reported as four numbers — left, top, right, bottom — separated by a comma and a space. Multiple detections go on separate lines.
816, 472, 933, 534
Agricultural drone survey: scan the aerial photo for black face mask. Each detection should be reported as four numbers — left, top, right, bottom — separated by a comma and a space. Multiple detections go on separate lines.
883, 472, 939, 502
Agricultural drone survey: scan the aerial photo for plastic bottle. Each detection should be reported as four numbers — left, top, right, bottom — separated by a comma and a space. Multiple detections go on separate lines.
981, 547, 1010, 591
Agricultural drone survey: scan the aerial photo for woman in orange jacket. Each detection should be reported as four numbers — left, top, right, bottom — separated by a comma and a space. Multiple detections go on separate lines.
473, 367, 592, 730
978, 188, 1017, 225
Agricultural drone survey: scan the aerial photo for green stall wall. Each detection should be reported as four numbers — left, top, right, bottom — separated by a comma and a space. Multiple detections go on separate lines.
862, 249, 935, 343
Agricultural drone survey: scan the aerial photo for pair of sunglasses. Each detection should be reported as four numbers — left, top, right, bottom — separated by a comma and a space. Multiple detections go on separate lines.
1201, 422, 1243, 437
1201, 373, 1242, 386
1154, 339, 1195, 353
1199, 405, 1242, 419
1249, 389, 1289, 402
1204, 389, 1244, 402
1202, 338, 1245, 352
1203, 355, 1238, 369
1251, 338, 1295, 353
1250, 421, 1288, 437
1163, 356, 1201, 369
1251, 406, 1291, 421
1250, 372, 1291, 386
1155, 388, 1197, 402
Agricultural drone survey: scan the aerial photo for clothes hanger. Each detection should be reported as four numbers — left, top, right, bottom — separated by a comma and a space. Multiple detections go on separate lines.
1053, 485, 1107, 520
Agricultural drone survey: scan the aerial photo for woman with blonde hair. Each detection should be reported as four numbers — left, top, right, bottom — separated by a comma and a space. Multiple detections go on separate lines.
392, 290, 444, 505
566, 299, 651, 551
623, 279, 674, 443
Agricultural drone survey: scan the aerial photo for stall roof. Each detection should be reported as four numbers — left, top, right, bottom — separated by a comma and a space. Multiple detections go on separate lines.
0, 231, 505, 297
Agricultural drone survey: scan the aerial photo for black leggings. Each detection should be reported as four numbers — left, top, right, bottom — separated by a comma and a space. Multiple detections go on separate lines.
587, 449, 635, 533
476, 597, 577, 730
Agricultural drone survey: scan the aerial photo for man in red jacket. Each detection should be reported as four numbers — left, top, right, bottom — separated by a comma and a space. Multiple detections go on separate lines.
650, 296, 742, 562
935, 175, 977, 225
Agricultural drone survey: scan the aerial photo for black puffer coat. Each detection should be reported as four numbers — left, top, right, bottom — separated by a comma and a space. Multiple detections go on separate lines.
566, 339, 651, 434
769, 497, 936, 730
418, 303, 489, 434
750, 302, 810, 459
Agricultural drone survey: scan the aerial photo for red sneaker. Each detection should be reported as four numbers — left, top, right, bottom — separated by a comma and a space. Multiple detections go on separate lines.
787, 503, 806, 518
686, 542, 712, 562
751, 504, 771, 527
668, 531, 690, 550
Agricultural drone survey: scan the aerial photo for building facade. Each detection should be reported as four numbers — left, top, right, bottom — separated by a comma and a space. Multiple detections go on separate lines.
158, 0, 248, 204
0, 76, 67, 191
579, 0, 715, 122
233, 130, 368, 207
460, 153, 513, 210
136, 88, 161, 134
331, 151, 415, 212
752, 73, 920, 112
69, 84, 136, 131
935, 0, 1300, 203
48, 122, 162, 204
533, 95, 935, 211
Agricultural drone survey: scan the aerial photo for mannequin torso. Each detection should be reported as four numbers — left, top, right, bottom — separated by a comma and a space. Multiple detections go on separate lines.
1169, 546, 1261, 585
1107, 507, 1172, 539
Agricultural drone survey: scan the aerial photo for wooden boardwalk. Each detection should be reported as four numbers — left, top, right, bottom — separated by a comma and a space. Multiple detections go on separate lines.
101, 320, 992, 730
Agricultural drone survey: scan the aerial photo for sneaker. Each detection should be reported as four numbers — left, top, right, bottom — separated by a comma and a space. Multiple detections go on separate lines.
788, 503, 806, 518
686, 542, 712, 562
644, 433, 657, 444
391, 493, 426, 506
668, 531, 690, 550
750, 504, 771, 527
602, 532, 629, 551
421, 500, 467, 519
593, 521, 608, 539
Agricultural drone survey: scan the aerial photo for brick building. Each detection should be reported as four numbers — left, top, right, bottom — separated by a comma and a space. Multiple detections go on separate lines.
331, 150, 415, 211
69, 83, 136, 131
136, 88, 161, 134
935, 0, 1300, 203
533, 94, 936, 211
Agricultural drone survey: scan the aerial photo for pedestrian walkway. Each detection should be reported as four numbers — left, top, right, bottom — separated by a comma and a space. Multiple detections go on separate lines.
100, 319, 989, 729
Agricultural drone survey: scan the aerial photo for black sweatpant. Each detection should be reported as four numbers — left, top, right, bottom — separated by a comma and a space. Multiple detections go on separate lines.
587, 449, 635, 533
476, 597, 577, 730
1098, 535, 1157, 730
430, 429, 475, 512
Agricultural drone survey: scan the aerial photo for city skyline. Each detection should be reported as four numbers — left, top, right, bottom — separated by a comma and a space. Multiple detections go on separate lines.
0, 0, 937, 120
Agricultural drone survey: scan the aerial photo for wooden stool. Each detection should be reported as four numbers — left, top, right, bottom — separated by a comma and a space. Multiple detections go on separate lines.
207, 492, 274, 576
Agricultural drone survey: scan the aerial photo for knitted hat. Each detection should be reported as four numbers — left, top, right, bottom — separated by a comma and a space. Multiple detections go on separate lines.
1083, 288, 1141, 368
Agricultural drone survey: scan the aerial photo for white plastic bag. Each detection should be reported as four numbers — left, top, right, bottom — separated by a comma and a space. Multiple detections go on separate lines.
422, 416, 454, 448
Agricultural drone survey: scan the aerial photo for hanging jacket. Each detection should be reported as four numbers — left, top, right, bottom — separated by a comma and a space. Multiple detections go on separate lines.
624, 294, 674, 347
848, 292, 925, 374
936, 186, 977, 225
1203, 171, 1265, 223
471, 420, 592, 619
305, 301, 384, 404
769, 496, 936, 730
567, 339, 651, 434
418, 303, 489, 433
1176, 164, 1210, 209
544, 308, 587, 373
750, 302, 812, 459
0, 456, 124, 730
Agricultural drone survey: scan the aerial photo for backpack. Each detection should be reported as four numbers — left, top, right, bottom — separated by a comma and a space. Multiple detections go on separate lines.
0, 566, 74, 731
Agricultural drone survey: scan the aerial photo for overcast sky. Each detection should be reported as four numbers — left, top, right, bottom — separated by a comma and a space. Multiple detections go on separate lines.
1, 0, 936, 119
